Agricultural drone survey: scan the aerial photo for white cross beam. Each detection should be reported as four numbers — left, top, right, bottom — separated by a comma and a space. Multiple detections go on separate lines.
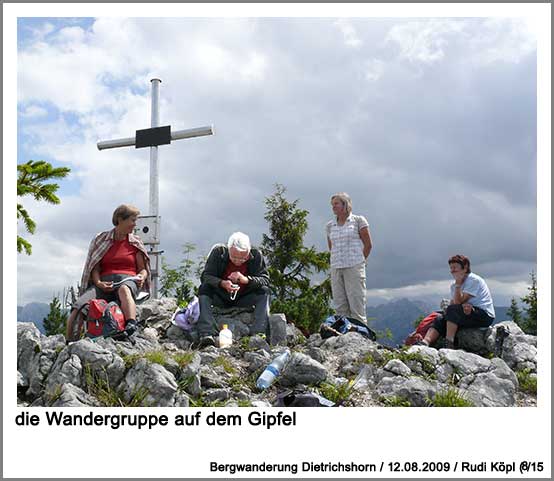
97, 78, 214, 296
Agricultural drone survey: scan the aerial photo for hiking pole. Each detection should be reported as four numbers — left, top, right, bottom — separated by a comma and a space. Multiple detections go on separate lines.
320, 324, 343, 337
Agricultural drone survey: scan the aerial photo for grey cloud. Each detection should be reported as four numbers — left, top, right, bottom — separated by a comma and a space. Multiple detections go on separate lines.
17, 17, 538, 304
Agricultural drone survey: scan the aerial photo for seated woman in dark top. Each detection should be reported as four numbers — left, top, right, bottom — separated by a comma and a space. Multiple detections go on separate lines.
66, 204, 150, 341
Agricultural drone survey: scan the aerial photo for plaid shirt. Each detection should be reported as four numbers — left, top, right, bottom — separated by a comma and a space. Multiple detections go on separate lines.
326, 214, 369, 268
79, 229, 151, 295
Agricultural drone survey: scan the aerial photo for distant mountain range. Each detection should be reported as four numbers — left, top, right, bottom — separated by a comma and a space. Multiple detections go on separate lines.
17, 302, 49, 334
367, 298, 510, 347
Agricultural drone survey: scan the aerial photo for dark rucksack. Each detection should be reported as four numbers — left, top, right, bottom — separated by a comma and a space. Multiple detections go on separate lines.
320, 315, 377, 341
85, 299, 126, 338
274, 389, 335, 407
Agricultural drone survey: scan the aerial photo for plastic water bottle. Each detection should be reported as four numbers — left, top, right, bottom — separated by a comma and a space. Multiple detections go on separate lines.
256, 349, 291, 390
219, 324, 233, 348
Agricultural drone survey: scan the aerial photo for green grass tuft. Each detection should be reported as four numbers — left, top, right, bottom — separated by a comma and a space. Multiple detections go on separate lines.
430, 388, 474, 407
83, 363, 150, 407
318, 381, 354, 405
382, 395, 412, 407
173, 351, 195, 368
213, 355, 236, 374
122, 353, 142, 369
46, 385, 63, 406
516, 369, 537, 395
143, 350, 169, 366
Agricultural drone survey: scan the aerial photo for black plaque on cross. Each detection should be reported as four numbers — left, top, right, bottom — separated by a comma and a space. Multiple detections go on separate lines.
135, 125, 171, 148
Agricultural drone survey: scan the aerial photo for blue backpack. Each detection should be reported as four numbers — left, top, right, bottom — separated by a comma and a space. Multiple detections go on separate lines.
320, 315, 377, 341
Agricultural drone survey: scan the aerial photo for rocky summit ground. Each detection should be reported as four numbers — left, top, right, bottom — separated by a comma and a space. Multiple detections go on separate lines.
17, 298, 537, 408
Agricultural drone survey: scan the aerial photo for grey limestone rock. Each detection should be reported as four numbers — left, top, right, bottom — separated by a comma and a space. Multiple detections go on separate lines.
248, 335, 271, 353
118, 358, 178, 407
199, 365, 227, 389
174, 392, 190, 407
244, 350, 271, 373
16, 296, 537, 408
383, 359, 412, 377
45, 352, 83, 397
212, 306, 255, 338
269, 314, 287, 345
286, 324, 306, 346
306, 333, 325, 348
180, 352, 202, 397
279, 352, 328, 387
500, 336, 537, 373
204, 388, 231, 403
321, 332, 381, 366
377, 376, 439, 407
439, 349, 492, 376
460, 372, 517, 407
456, 328, 489, 355
50, 383, 99, 407
68, 339, 126, 387
138, 297, 179, 333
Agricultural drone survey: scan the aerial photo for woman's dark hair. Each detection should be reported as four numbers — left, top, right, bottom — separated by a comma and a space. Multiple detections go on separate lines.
448, 254, 471, 273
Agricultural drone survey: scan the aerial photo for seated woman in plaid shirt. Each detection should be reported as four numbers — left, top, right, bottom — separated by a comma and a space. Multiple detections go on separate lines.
326, 192, 373, 325
65, 204, 151, 341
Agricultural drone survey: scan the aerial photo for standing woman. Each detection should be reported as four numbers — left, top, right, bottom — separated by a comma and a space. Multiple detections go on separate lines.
326, 193, 373, 324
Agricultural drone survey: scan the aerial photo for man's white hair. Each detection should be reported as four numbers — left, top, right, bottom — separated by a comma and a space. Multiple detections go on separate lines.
227, 232, 251, 251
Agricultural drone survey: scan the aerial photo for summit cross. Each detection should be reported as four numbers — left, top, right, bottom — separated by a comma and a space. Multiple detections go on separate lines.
97, 78, 214, 296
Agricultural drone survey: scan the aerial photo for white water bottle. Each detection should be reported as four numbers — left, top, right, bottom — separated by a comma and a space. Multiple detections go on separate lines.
256, 349, 291, 390
219, 324, 233, 348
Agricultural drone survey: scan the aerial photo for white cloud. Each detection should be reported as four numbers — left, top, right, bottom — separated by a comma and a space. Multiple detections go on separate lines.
386, 19, 463, 64
17, 230, 88, 305
385, 18, 537, 67
335, 19, 362, 48
25, 22, 55, 41
366, 278, 529, 307
470, 18, 536, 65
365, 59, 385, 81
19, 104, 48, 119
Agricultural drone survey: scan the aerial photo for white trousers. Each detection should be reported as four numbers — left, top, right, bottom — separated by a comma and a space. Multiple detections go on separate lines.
330, 262, 367, 323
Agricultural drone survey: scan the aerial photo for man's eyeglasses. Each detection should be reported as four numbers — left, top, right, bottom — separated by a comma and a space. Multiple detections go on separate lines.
230, 253, 250, 264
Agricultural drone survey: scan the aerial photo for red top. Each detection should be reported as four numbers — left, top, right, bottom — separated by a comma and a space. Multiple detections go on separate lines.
223, 261, 249, 295
100, 238, 139, 276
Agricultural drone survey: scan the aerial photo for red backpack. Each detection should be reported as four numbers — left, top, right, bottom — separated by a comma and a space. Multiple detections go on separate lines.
404, 312, 443, 346
86, 299, 126, 338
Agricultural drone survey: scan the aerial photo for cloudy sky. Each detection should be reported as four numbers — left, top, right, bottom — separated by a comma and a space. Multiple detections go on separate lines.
16, 15, 539, 307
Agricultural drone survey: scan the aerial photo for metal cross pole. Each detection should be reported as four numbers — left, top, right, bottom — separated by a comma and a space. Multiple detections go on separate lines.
97, 78, 214, 297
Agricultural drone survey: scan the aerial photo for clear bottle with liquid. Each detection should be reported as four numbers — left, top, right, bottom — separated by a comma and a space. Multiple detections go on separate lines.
218, 324, 233, 348
256, 349, 291, 390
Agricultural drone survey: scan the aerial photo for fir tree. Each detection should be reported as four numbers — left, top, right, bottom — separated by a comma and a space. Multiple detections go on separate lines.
506, 297, 523, 325
159, 243, 199, 306
261, 184, 332, 334
43, 296, 67, 336
17, 160, 70, 255
520, 271, 537, 335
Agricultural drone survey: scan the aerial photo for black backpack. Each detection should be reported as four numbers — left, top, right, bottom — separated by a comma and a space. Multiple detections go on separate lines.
274, 389, 335, 407
320, 315, 377, 341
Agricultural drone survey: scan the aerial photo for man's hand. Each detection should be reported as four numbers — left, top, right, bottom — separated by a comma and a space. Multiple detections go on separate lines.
228, 271, 249, 285
462, 303, 473, 315
220, 279, 240, 294
96, 281, 114, 292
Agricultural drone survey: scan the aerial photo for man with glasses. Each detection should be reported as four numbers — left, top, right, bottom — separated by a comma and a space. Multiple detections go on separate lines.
195, 232, 271, 347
